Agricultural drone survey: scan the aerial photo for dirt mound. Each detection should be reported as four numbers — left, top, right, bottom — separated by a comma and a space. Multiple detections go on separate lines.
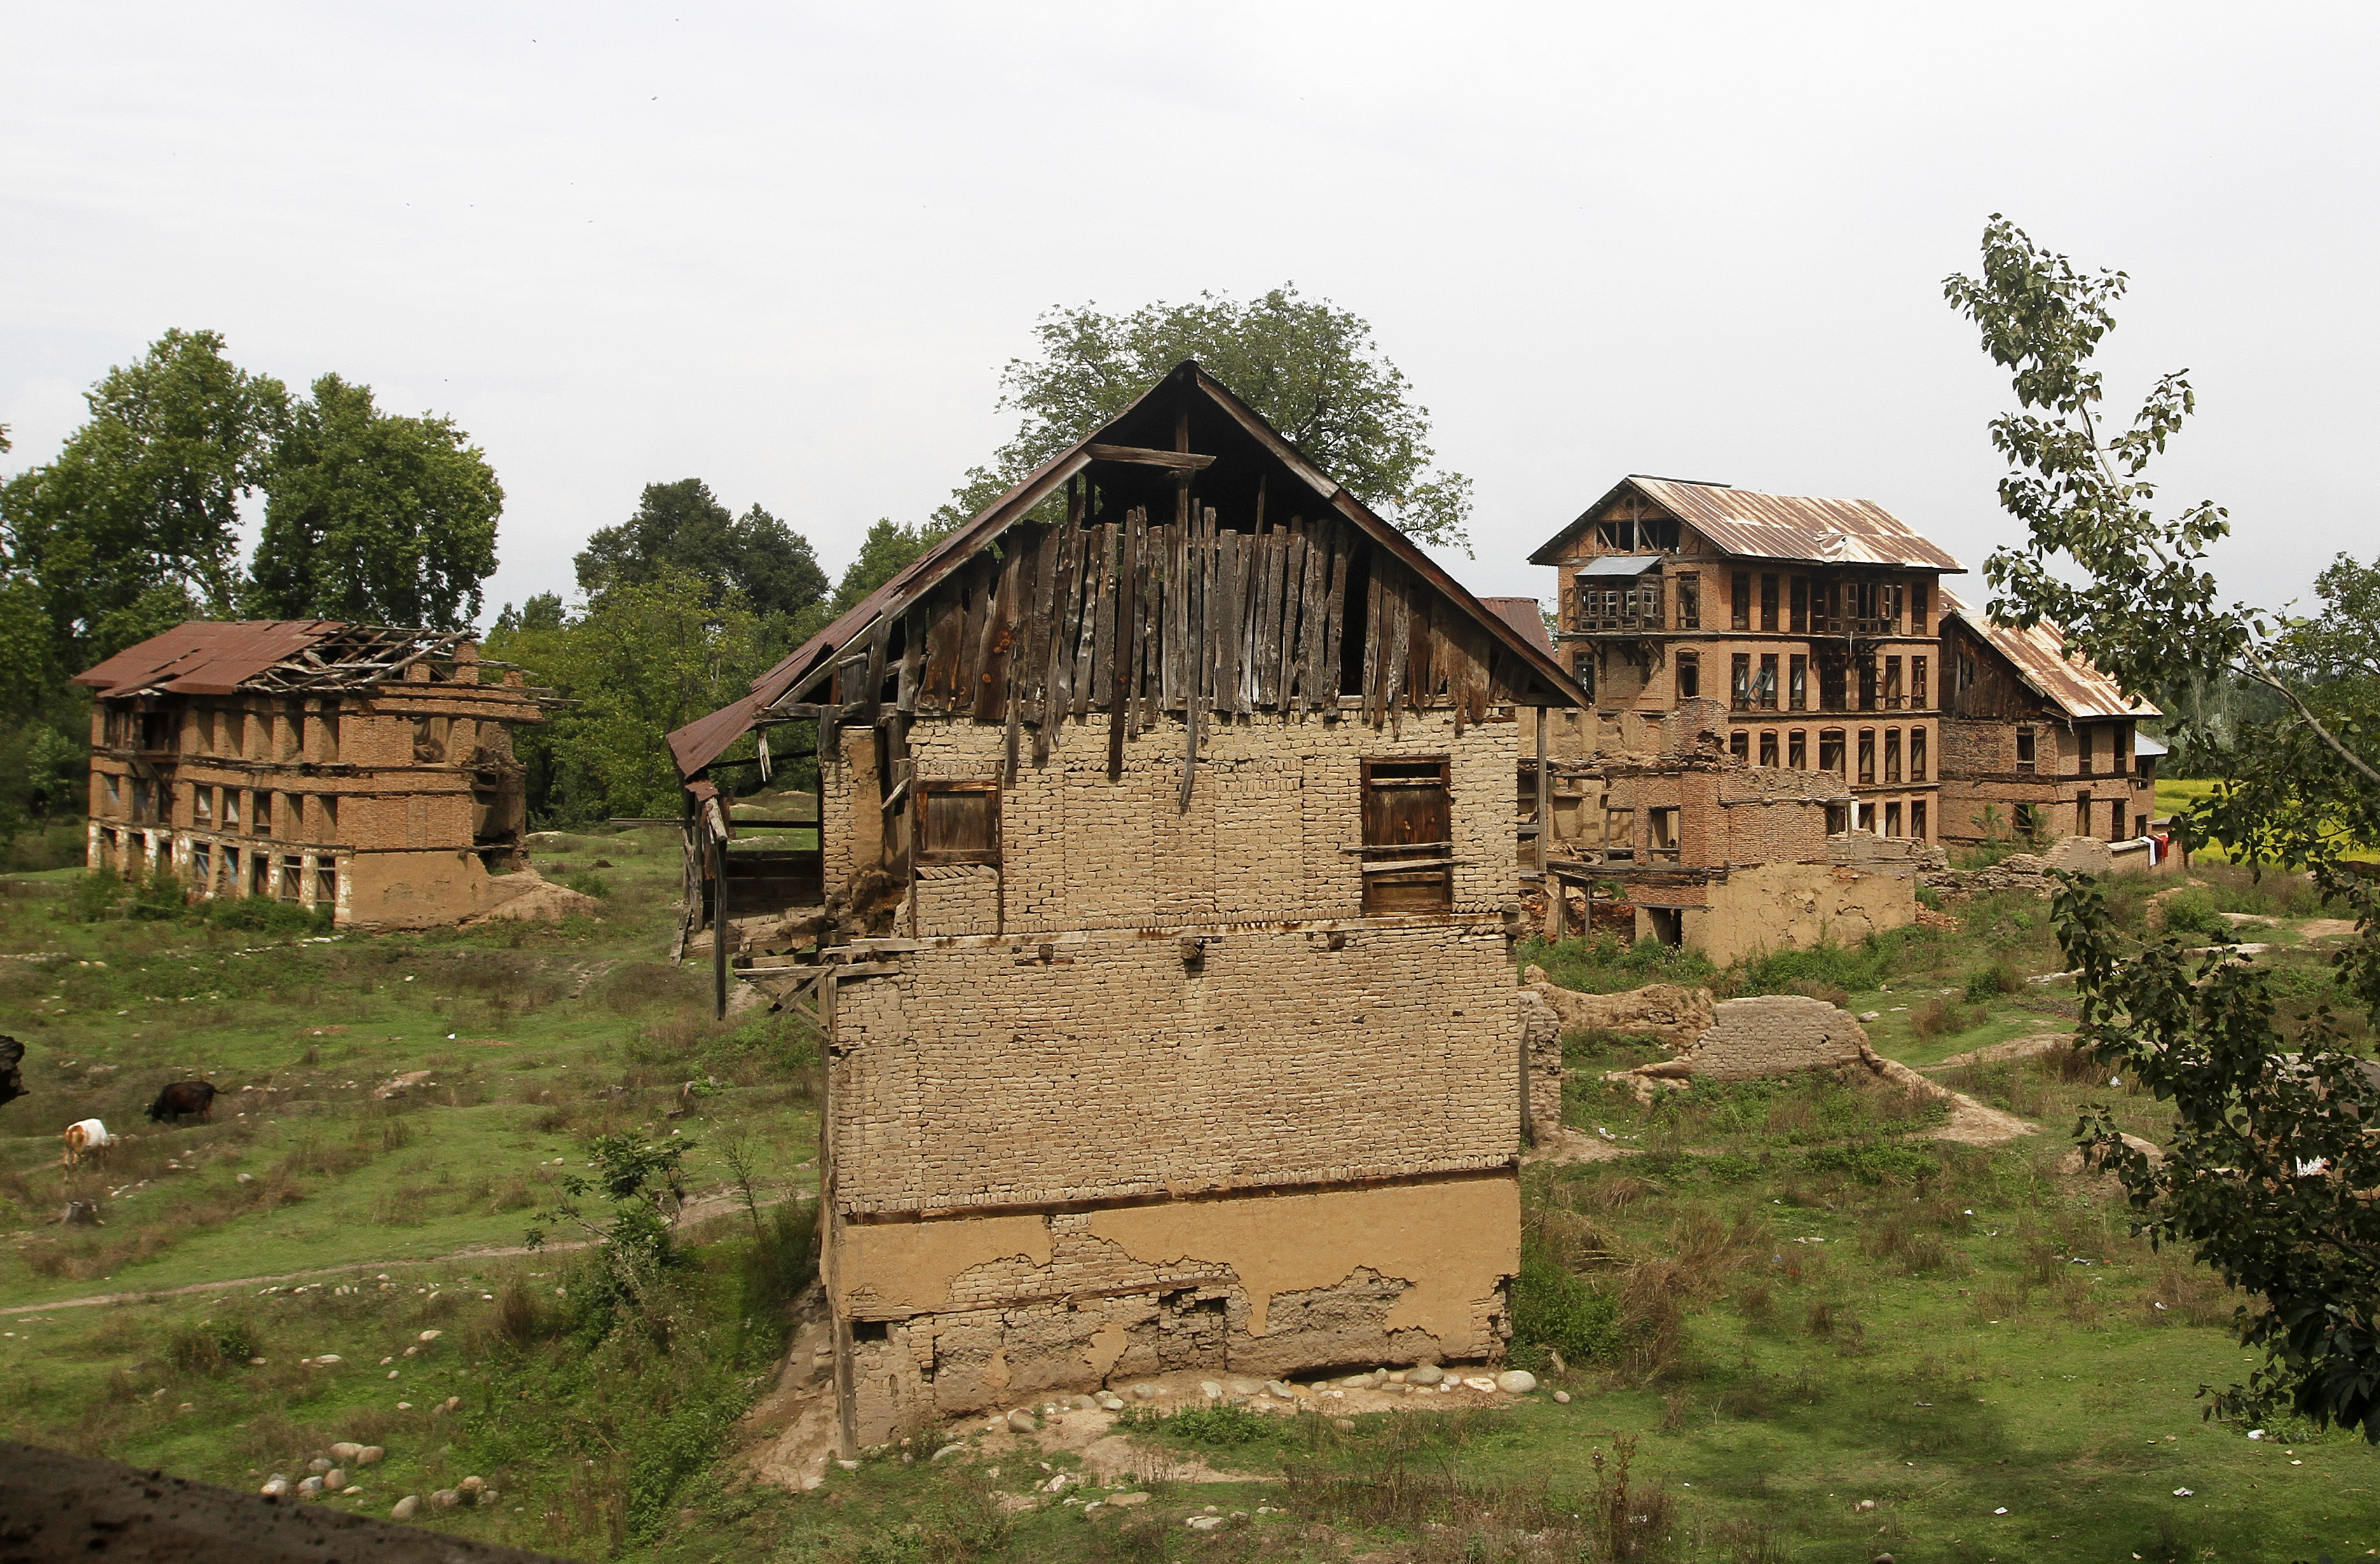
463, 871, 600, 925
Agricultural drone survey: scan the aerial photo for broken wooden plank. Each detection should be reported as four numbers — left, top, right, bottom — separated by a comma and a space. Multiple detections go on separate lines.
1109, 507, 1141, 781
1084, 443, 1218, 472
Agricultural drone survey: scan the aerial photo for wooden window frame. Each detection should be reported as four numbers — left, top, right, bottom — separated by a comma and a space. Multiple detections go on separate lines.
1676, 651, 1699, 700
1758, 730, 1779, 768
913, 780, 1002, 866
1909, 728, 1927, 783
1676, 573, 1700, 630
1788, 729, 1807, 769
1730, 573, 1752, 631
1359, 757, 1453, 916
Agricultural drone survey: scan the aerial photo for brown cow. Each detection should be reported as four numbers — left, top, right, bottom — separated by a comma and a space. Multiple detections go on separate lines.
146, 1081, 217, 1125
0, 1036, 22, 1108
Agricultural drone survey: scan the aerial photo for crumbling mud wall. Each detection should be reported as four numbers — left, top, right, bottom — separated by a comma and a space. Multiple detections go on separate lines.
1606, 994, 1869, 1100
824, 919, 1526, 1444
831, 1173, 1519, 1444
1519, 989, 1564, 1144
1685, 861, 1917, 967
1517, 969, 1714, 1050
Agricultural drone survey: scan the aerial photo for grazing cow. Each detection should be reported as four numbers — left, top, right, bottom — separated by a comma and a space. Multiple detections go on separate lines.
0, 1036, 22, 1108
146, 1080, 217, 1125
61, 1118, 114, 1167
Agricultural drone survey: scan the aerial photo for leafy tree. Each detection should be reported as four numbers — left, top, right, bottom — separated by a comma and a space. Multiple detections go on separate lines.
527, 1131, 694, 1313
826, 516, 948, 619
1947, 216, 2380, 1439
247, 374, 502, 629
947, 284, 1474, 552
484, 568, 774, 823
491, 591, 565, 635
575, 479, 828, 622
0, 329, 285, 662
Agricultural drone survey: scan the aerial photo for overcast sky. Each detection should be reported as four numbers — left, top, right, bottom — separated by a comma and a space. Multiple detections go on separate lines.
4, 3, 2372, 624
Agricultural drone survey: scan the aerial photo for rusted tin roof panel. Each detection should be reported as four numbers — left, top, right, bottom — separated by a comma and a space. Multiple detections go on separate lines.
1943, 589, 2159, 719
1532, 476, 1965, 572
1479, 596, 1555, 657
73, 621, 346, 697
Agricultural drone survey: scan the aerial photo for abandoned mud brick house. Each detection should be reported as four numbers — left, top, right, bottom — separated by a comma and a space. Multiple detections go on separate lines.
1532, 474, 1961, 843
667, 362, 1588, 1450
1937, 590, 2163, 853
75, 622, 546, 926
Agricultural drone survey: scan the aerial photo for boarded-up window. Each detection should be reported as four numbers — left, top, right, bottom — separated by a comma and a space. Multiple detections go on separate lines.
917, 782, 1000, 865
1360, 758, 1451, 914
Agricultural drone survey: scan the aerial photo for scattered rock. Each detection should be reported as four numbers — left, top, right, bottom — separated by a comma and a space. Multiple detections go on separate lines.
459, 1476, 485, 1496
2057, 1134, 2166, 1176
1463, 1377, 1498, 1393
1130, 1383, 1156, 1400
1857, 1011, 1882, 1023
1552, 1390, 1571, 1405
1331, 1418, 1355, 1432
391, 1495, 420, 1520
297, 1476, 324, 1499
330, 1443, 362, 1462
931, 1442, 968, 1461
1107, 1491, 1150, 1507
307, 1458, 333, 1474
323, 1469, 346, 1492
258, 1476, 289, 1497
439, 1396, 461, 1413
1185, 1515, 1226, 1531
1006, 1409, 1039, 1434
1096, 1392, 1126, 1411
1406, 1364, 1444, 1386
1262, 1380, 1295, 1399
418, 1329, 443, 1343
1494, 1369, 1537, 1394
431, 1489, 460, 1509
60, 1201, 99, 1226
313, 1355, 343, 1366
357, 1446, 384, 1467
1855, 1499, 1877, 1512
1199, 1380, 1224, 1400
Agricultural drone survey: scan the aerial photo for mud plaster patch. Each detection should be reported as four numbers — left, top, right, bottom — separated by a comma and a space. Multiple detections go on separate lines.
1084, 1177, 1518, 1340
837, 1214, 1055, 1314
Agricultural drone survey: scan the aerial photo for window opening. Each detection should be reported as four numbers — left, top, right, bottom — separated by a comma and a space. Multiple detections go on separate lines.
1730, 731, 1750, 763
2015, 727, 2036, 773
1911, 656, 1927, 710
1648, 807, 1681, 863
1819, 728, 1845, 775
1758, 730, 1779, 768
1884, 729, 1902, 783
1857, 729, 1877, 786
2078, 725, 2094, 775
1788, 729, 1807, 769
1885, 802, 1903, 837
1788, 654, 1807, 711
1676, 652, 1699, 700
1912, 800, 1928, 840
1676, 573, 1699, 629
1730, 654, 1752, 710
1756, 654, 1778, 710
1885, 657, 1903, 709
1789, 577, 1809, 633
1731, 573, 1751, 631
1760, 573, 1779, 633
1909, 729, 1927, 783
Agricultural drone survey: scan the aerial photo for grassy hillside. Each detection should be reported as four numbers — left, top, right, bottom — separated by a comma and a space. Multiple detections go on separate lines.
4, 846, 2375, 1561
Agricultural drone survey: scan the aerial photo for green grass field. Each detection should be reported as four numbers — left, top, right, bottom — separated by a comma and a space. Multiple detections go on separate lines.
4, 831, 2375, 1561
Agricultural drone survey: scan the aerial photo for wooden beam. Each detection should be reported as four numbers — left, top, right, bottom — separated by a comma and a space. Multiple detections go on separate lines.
1084, 444, 1217, 472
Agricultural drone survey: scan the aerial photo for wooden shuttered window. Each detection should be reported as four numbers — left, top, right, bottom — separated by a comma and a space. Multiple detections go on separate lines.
916, 781, 1001, 865
1359, 758, 1453, 914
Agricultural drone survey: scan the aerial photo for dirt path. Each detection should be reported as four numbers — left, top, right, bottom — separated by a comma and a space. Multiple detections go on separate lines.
0, 1188, 806, 1317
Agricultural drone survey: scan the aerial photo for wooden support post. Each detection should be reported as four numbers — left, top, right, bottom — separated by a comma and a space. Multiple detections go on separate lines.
710, 833, 728, 1020
1535, 704, 1553, 903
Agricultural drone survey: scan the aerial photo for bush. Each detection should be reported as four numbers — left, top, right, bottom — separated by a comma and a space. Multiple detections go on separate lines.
1910, 997, 1971, 1041
2159, 889, 2225, 936
566, 871, 612, 899
1735, 940, 1887, 999
1964, 963, 2018, 1003
1140, 1402, 1279, 1446
202, 897, 334, 935
1510, 1245, 1620, 1369
1799, 1141, 1939, 1186
1517, 931, 1718, 996
64, 870, 128, 923
167, 1317, 257, 1375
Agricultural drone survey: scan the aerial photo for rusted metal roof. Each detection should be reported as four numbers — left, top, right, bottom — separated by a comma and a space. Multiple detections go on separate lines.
667, 362, 1591, 778
1479, 597, 1555, 657
1531, 476, 1966, 572
1942, 589, 2159, 720
74, 621, 496, 697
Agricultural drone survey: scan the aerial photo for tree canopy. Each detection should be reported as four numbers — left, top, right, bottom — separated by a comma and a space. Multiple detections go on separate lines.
1948, 216, 2380, 1439
939, 285, 1474, 552
248, 373, 502, 629
575, 479, 828, 623
1, 329, 285, 666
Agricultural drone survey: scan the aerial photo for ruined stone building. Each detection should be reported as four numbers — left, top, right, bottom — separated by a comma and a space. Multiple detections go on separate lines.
76, 621, 545, 926
1937, 591, 2163, 850
667, 362, 1586, 1450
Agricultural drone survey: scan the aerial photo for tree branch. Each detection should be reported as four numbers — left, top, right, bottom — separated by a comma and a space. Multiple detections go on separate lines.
2234, 646, 2380, 790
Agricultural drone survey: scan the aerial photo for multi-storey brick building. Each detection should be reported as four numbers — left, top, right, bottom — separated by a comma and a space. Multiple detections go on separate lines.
1938, 591, 2162, 849
75, 622, 545, 926
1531, 475, 1962, 842
669, 362, 1586, 1450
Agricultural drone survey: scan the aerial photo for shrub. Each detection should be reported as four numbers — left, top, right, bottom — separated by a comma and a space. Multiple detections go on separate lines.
1510, 1245, 1620, 1370
1735, 941, 1887, 999
2158, 889, 2225, 936
64, 870, 128, 923
202, 896, 333, 934
566, 871, 612, 899
167, 1316, 257, 1375
1156, 1402, 1278, 1446
1516, 932, 1718, 996
1964, 962, 2019, 1003
1910, 997, 1971, 1041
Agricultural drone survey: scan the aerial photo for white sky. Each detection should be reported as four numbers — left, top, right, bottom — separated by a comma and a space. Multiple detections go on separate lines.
3, 3, 2374, 624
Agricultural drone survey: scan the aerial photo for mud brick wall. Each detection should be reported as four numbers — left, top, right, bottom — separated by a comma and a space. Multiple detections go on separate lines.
829, 923, 1521, 1216
820, 706, 1519, 936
